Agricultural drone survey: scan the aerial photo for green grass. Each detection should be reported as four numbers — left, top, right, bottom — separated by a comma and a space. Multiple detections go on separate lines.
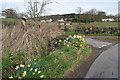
86, 33, 119, 36
64, 31, 77, 36
2, 50, 26, 73
72, 22, 118, 27
98, 37, 120, 42
11, 44, 91, 78
4, 33, 92, 79
84, 22, 118, 27
3, 18, 118, 27
37, 44, 91, 78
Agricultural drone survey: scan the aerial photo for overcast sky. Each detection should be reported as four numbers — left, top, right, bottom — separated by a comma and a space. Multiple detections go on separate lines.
1, 0, 119, 16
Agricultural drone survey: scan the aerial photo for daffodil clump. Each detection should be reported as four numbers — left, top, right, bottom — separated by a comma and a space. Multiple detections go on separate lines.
8, 58, 44, 79
56, 35, 86, 48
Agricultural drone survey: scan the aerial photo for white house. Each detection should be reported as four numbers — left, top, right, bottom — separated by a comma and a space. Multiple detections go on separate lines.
102, 18, 115, 22
58, 18, 64, 22
41, 19, 53, 22
49, 19, 52, 22
40, 20, 46, 22
46, 19, 53, 22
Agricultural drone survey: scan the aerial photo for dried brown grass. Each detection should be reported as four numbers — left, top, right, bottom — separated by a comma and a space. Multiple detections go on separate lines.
2, 23, 63, 60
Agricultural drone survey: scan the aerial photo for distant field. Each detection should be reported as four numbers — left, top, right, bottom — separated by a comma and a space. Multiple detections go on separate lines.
2, 18, 118, 27
72, 22, 118, 27
2, 18, 58, 25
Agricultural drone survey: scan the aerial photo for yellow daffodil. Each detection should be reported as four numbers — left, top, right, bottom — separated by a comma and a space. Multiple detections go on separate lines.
34, 63, 36, 65
33, 73, 35, 75
34, 59, 36, 61
69, 35, 72, 37
22, 73, 26, 77
79, 39, 81, 41
22, 71, 26, 77
15, 68, 18, 70
74, 35, 76, 38
35, 69, 38, 72
67, 45, 69, 47
80, 44, 82, 47
83, 35, 85, 37
77, 35, 79, 38
59, 40, 62, 42
20, 64, 24, 68
18, 77, 22, 79
9, 76, 13, 79
28, 65, 30, 67
73, 44, 74, 46
81, 38, 85, 42
16, 66, 19, 68
40, 75, 44, 78
30, 68, 33, 71
38, 71, 41, 74
55, 42, 57, 44
23, 71, 26, 74
76, 42, 78, 43
15, 66, 19, 70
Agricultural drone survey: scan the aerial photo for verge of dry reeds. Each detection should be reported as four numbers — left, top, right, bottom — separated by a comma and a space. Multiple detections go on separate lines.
2, 23, 63, 60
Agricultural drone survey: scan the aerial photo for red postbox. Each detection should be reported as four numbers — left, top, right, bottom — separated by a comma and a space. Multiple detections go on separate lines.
90, 26, 92, 30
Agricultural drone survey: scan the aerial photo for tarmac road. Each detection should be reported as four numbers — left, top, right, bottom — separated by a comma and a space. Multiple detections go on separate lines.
85, 37, 112, 48
85, 37, 118, 78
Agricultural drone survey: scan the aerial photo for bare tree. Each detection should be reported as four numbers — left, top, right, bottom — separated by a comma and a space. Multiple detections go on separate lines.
27, 0, 52, 21
76, 7, 83, 14
76, 7, 83, 24
2, 8, 17, 18
86, 8, 97, 15
2, 8, 29, 31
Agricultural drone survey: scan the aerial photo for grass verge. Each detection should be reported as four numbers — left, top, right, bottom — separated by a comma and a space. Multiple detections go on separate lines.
10, 43, 91, 78
86, 33, 119, 36
2, 50, 26, 77
97, 37, 120, 42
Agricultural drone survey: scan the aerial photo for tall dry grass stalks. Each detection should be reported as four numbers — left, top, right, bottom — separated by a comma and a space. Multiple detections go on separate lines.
2, 23, 63, 60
